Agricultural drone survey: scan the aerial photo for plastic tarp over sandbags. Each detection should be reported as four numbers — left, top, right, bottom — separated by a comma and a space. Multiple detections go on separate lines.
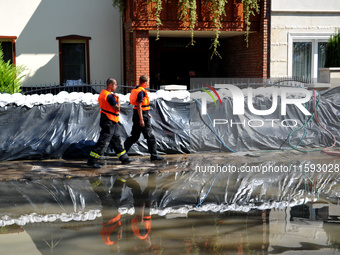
1, 87, 340, 161
190, 87, 340, 152
0, 99, 190, 161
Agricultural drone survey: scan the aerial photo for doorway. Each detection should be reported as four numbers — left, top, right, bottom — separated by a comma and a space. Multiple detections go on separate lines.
149, 37, 223, 90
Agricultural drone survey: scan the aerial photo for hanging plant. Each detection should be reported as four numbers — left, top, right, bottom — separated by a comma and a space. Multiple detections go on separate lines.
205, 0, 228, 58
242, 0, 260, 47
112, 0, 261, 51
148, 0, 163, 40
178, 0, 197, 46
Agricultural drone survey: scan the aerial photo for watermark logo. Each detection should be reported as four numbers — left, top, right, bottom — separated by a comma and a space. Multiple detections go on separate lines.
201, 84, 222, 107
198, 84, 312, 116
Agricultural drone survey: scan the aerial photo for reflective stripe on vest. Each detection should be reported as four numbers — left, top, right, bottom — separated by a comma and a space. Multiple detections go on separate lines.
129, 86, 150, 111
98, 90, 119, 122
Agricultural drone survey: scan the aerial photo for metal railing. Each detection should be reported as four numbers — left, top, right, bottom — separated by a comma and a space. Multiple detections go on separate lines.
21, 83, 136, 95
188, 77, 315, 91
14, 77, 317, 96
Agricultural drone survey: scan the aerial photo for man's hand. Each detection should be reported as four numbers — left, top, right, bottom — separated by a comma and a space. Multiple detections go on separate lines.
139, 119, 145, 127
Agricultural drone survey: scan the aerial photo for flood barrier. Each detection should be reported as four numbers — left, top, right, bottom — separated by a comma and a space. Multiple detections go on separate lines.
1, 87, 340, 161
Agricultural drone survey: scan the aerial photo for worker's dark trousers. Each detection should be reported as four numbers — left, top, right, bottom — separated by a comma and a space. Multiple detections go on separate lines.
124, 110, 158, 157
91, 113, 126, 158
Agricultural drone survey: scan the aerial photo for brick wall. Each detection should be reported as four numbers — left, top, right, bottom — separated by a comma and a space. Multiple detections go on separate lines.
123, 0, 270, 86
221, 0, 270, 78
124, 30, 150, 88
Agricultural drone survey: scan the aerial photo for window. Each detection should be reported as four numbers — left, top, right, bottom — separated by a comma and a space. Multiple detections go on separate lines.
288, 33, 330, 82
0, 36, 17, 64
293, 42, 312, 80
56, 35, 91, 84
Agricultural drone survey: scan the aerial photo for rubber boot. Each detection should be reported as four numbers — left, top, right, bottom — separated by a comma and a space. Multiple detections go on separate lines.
87, 157, 102, 168
119, 153, 133, 165
148, 142, 164, 161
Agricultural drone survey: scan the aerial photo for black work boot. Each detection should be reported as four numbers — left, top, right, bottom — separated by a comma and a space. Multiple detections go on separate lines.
119, 153, 133, 165
87, 157, 102, 168
148, 141, 164, 161
150, 155, 164, 161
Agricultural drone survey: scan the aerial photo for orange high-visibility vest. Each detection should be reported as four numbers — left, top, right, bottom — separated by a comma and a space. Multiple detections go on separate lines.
100, 213, 121, 245
98, 90, 119, 122
130, 86, 150, 111
131, 215, 151, 240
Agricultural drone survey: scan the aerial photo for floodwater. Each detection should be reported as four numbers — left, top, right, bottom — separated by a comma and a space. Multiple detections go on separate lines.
2, 208, 340, 255
1, 173, 340, 254
1, 151, 340, 254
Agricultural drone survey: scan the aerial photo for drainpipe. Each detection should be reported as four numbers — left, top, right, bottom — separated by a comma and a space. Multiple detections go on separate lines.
120, 15, 125, 90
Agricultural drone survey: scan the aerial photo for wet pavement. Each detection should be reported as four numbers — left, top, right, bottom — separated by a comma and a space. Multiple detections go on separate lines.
0, 149, 339, 181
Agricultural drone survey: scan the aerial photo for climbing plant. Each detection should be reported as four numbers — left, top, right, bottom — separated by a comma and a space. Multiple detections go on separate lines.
112, 0, 260, 55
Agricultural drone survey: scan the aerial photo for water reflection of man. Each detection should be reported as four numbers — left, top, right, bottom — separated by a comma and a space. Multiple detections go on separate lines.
90, 176, 126, 253
126, 176, 153, 250
90, 174, 155, 253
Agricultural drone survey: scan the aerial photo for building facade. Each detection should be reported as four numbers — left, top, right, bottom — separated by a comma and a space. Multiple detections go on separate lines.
270, 0, 340, 83
123, 0, 271, 89
0, 0, 272, 90
0, 0, 122, 87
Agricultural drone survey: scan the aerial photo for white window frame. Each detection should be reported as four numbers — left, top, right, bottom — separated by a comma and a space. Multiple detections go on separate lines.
288, 32, 331, 81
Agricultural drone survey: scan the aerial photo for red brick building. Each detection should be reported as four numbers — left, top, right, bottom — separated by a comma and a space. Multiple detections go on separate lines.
123, 0, 270, 89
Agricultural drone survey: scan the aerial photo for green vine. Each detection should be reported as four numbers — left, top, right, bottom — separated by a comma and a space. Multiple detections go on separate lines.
242, 0, 260, 47
206, 0, 227, 58
112, 0, 261, 51
148, 0, 164, 40
178, 0, 197, 46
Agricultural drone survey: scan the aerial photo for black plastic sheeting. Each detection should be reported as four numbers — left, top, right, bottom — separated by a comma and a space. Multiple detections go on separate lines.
190, 87, 340, 152
0, 99, 190, 161
1, 87, 340, 161
1, 165, 340, 226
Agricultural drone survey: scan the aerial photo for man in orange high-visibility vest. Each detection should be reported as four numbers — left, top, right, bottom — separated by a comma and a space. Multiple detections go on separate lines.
124, 75, 164, 161
87, 78, 132, 168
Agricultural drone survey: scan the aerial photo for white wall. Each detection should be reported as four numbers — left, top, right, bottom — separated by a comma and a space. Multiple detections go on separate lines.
270, 0, 340, 79
272, 0, 340, 12
0, 0, 122, 86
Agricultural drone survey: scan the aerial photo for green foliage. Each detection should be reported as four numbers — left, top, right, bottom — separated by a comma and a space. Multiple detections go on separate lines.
325, 30, 340, 67
178, 0, 197, 46
0, 44, 26, 94
206, 0, 227, 58
242, 0, 260, 47
149, 0, 163, 40
111, 0, 261, 53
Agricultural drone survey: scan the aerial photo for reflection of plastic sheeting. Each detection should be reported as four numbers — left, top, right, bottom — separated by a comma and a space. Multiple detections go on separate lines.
0, 179, 102, 226
1, 88, 340, 160
1, 166, 340, 226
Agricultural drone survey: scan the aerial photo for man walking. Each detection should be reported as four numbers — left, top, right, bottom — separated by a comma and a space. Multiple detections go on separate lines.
124, 75, 164, 161
87, 78, 132, 168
